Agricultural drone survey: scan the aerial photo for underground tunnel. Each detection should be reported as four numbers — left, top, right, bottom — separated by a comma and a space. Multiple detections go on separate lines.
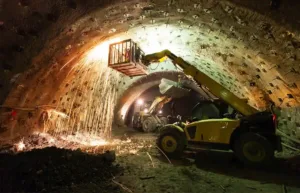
0, 0, 300, 192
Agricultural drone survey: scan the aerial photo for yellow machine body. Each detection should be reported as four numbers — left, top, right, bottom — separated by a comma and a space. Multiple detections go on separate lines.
184, 118, 240, 144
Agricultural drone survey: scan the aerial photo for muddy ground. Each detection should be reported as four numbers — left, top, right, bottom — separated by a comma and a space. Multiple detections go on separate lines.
114, 130, 300, 193
117, 146, 300, 193
0, 128, 300, 193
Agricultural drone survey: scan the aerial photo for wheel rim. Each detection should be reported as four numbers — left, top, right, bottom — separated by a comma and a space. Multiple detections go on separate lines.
161, 135, 177, 153
243, 141, 266, 162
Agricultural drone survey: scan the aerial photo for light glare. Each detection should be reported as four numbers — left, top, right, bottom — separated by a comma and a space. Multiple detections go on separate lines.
137, 99, 144, 105
47, 109, 69, 119
86, 37, 121, 61
16, 140, 25, 151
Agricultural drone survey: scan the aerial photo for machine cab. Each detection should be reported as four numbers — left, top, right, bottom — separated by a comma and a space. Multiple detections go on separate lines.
108, 39, 148, 77
189, 100, 237, 122
184, 100, 240, 144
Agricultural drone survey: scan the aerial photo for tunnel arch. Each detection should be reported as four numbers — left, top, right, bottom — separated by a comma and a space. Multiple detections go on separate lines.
0, 0, 300, 142
1, 0, 299, 109
114, 70, 214, 124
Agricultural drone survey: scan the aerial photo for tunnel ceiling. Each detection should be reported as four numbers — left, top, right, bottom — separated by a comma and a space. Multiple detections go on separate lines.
1, 0, 300, 107
1, 0, 300, 139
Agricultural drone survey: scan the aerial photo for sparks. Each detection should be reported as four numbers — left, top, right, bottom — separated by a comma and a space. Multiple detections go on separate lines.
16, 140, 25, 151
49, 138, 55, 143
89, 139, 108, 147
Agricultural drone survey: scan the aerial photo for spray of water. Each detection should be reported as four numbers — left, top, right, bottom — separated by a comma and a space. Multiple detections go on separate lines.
41, 40, 121, 142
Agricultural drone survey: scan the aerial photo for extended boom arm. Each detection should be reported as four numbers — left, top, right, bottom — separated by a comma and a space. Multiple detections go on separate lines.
142, 50, 258, 116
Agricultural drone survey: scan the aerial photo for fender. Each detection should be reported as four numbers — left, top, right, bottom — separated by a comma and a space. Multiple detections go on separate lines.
159, 124, 185, 133
159, 124, 187, 146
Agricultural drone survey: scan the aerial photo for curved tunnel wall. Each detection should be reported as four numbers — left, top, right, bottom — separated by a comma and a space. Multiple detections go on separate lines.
115, 71, 189, 124
0, 0, 300, 142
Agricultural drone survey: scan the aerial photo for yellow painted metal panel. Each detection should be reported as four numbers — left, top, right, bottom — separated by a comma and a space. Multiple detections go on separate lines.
185, 119, 240, 144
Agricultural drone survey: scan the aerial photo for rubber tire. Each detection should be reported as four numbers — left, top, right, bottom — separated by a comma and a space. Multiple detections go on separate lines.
142, 117, 158, 133
156, 127, 185, 159
234, 132, 274, 167
132, 116, 143, 131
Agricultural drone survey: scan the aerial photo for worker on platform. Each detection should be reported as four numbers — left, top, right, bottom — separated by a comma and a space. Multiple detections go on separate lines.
125, 48, 131, 62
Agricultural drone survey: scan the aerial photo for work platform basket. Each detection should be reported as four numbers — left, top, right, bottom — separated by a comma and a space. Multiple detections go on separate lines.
108, 39, 148, 77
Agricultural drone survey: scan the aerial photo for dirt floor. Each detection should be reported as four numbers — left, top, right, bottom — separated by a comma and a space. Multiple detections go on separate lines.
0, 147, 122, 193
0, 127, 300, 193
113, 127, 300, 193
116, 146, 300, 193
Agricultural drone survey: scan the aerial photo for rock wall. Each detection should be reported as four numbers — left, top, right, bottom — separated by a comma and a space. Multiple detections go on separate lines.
0, 0, 300, 143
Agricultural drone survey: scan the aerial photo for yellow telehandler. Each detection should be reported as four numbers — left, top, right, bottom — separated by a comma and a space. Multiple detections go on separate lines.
108, 39, 282, 166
